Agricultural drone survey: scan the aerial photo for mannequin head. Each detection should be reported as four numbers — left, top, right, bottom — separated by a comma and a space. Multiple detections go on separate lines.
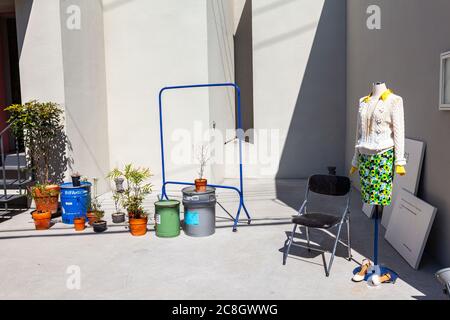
372, 82, 388, 97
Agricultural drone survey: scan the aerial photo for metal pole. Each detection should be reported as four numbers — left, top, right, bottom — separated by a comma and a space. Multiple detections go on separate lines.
158, 90, 167, 200
374, 205, 379, 266
16, 138, 21, 195
1, 136, 8, 211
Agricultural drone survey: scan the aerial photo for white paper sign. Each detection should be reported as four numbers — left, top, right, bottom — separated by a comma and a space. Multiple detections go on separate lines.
385, 189, 436, 269
361, 138, 425, 221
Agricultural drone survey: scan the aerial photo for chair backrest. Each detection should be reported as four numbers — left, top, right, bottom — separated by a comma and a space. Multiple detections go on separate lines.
308, 175, 351, 197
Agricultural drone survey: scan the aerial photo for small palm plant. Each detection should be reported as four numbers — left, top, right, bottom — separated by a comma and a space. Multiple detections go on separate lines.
89, 178, 107, 232
108, 164, 152, 220
107, 170, 126, 223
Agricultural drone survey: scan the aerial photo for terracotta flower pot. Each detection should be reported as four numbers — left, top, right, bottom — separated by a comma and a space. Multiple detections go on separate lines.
195, 179, 207, 192
33, 185, 60, 214
74, 217, 86, 231
32, 210, 52, 230
129, 216, 148, 236
86, 212, 98, 225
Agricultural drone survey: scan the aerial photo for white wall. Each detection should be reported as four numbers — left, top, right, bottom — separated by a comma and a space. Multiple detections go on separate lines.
225, 0, 347, 179
16, 0, 66, 104
59, 0, 111, 193
16, 0, 111, 193
207, 0, 235, 183
102, 0, 227, 192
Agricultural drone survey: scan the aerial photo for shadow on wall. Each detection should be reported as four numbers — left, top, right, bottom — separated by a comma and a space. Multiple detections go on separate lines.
15, 0, 32, 59
48, 127, 72, 184
234, 0, 254, 140
275, 0, 346, 202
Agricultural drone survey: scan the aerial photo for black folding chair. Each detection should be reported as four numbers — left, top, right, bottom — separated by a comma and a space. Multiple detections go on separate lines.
282, 174, 352, 277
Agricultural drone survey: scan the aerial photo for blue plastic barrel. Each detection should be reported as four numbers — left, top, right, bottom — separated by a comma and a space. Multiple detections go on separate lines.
60, 182, 92, 224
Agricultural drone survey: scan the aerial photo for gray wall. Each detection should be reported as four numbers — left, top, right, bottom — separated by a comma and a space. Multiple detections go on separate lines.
346, 0, 450, 266
238, 0, 347, 179
276, 0, 347, 178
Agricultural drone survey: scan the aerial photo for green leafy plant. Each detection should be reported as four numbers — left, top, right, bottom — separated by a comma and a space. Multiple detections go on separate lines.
107, 164, 152, 219
5, 101, 67, 188
30, 183, 60, 198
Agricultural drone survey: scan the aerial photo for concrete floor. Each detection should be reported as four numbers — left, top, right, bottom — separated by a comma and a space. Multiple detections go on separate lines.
0, 179, 444, 300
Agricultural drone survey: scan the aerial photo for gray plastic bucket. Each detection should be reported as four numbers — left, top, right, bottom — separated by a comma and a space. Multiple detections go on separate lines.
182, 186, 216, 237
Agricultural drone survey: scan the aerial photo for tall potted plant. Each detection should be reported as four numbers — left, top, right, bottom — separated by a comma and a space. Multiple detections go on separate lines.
107, 169, 126, 223
86, 177, 104, 226
6, 101, 65, 218
108, 164, 152, 236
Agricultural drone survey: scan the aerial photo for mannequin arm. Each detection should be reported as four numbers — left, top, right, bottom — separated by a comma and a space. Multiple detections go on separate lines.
396, 165, 406, 176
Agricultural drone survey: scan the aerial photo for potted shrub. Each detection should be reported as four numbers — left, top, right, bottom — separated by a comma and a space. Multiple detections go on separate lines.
111, 192, 125, 223
107, 170, 126, 223
6, 101, 66, 215
73, 216, 86, 232
30, 184, 60, 215
194, 144, 210, 192
86, 177, 103, 226
31, 210, 52, 230
109, 164, 152, 236
71, 172, 81, 187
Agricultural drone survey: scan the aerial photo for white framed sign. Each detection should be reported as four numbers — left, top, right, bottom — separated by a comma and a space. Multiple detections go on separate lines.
362, 138, 425, 224
439, 51, 450, 110
385, 189, 436, 269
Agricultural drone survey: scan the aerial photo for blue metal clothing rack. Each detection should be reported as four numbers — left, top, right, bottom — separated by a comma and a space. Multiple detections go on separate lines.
158, 82, 251, 232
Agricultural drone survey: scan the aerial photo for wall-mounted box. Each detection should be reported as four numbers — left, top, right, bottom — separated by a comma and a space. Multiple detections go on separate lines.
439, 51, 450, 110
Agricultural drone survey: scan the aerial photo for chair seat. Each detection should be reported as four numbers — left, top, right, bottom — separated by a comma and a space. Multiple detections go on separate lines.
292, 213, 341, 229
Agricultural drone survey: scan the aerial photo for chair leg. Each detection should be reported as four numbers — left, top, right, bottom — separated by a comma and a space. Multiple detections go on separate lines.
325, 222, 344, 277
305, 227, 311, 252
283, 224, 298, 265
346, 217, 352, 261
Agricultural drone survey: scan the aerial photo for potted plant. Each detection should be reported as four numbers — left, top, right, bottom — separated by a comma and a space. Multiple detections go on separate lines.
86, 177, 103, 226
112, 192, 125, 223
73, 216, 86, 232
108, 164, 152, 236
71, 172, 81, 187
195, 144, 210, 192
6, 101, 65, 215
31, 210, 52, 230
30, 184, 60, 215
107, 170, 126, 223
92, 210, 107, 233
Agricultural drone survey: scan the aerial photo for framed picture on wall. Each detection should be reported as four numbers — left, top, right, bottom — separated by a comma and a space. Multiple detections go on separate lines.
440, 51, 450, 110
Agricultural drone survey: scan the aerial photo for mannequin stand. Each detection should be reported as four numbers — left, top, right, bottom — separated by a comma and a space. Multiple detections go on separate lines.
366, 205, 398, 284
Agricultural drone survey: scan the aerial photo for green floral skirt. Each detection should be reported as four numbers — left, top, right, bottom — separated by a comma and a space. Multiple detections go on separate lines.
358, 148, 394, 206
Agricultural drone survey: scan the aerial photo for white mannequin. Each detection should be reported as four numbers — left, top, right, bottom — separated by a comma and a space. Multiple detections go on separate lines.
349, 81, 406, 175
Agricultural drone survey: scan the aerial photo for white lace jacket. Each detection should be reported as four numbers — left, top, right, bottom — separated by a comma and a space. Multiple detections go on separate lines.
352, 92, 406, 167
